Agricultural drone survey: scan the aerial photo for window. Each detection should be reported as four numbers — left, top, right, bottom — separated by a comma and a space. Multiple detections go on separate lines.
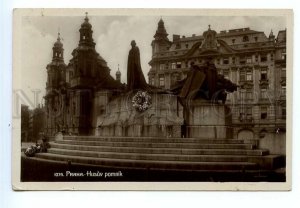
159, 64, 165, 70
185, 44, 189, 49
255, 55, 259, 62
159, 76, 165, 87
281, 67, 286, 79
175, 43, 181, 49
261, 88, 268, 99
281, 49, 286, 60
243, 35, 249, 42
223, 71, 229, 79
261, 54, 267, 62
246, 91, 252, 100
171, 63, 176, 69
232, 57, 236, 64
149, 77, 155, 86
216, 59, 220, 65
281, 85, 286, 95
246, 107, 252, 120
261, 69, 267, 80
83, 35, 85, 40
176, 62, 182, 69
240, 57, 246, 64
246, 71, 252, 81
261, 106, 268, 119
223, 58, 229, 65
246, 57, 252, 64
240, 71, 246, 81
172, 73, 180, 85
232, 39, 235, 44
254, 37, 258, 42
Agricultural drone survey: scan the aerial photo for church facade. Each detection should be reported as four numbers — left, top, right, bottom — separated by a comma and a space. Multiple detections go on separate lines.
148, 19, 286, 153
44, 15, 124, 136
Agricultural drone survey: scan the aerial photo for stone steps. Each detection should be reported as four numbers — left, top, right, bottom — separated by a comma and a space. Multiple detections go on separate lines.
31, 136, 284, 172
36, 152, 259, 171
62, 136, 248, 144
48, 147, 267, 163
50, 142, 268, 156
55, 140, 255, 150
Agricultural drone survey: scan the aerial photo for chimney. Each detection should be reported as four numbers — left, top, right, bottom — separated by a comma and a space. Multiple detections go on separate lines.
173, 34, 180, 42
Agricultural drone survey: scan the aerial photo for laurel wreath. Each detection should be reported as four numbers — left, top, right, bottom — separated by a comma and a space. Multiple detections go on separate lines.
132, 91, 152, 112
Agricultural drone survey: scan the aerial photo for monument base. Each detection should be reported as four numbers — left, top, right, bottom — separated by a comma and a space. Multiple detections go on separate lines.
96, 92, 183, 137
185, 100, 233, 139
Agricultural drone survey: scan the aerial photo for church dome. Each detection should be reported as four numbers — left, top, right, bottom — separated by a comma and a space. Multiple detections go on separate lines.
54, 35, 63, 48
81, 14, 92, 29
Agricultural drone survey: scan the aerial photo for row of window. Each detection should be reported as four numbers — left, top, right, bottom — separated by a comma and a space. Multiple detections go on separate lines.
157, 54, 282, 71
151, 66, 285, 89
239, 106, 286, 121
151, 78, 285, 97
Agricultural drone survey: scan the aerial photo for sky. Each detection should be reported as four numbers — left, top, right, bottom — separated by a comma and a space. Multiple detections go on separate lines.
20, 15, 286, 107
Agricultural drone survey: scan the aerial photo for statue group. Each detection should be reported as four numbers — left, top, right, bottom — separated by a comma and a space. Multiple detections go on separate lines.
126, 40, 238, 104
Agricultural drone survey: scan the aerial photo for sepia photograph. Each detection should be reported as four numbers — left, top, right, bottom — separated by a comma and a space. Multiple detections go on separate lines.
12, 9, 292, 190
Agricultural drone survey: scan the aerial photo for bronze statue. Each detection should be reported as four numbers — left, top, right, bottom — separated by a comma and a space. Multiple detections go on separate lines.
127, 40, 149, 91
171, 60, 238, 104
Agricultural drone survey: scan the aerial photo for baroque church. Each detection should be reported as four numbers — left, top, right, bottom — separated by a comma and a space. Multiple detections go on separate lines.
44, 14, 124, 136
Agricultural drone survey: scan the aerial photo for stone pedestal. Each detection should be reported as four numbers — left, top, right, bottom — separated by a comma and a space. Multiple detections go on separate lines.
185, 100, 233, 139
95, 92, 184, 137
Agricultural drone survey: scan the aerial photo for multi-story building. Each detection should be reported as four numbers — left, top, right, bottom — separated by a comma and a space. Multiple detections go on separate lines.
148, 19, 286, 151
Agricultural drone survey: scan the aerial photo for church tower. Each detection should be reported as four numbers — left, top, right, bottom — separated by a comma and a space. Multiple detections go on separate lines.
69, 12, 110, 89
151, 18, 171, 55
45, 32, 67, 135
46, 32, 66, 92
68, 13, 116, 135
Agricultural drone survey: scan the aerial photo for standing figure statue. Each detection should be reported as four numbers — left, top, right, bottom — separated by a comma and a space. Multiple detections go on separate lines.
127, 40, 149, 91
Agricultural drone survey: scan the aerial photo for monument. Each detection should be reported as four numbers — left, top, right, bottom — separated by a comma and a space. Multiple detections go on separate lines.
170, 60, 238, 139
96, 41, 238, 139
127, 40, 149, 91
96, 41, 183, 137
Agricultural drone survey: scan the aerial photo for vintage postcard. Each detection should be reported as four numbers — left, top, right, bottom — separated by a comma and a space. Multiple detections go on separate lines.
12, 8, 293, 190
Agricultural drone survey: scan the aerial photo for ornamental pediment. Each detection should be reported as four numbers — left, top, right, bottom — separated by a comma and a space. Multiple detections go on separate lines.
184, 39, 236, 58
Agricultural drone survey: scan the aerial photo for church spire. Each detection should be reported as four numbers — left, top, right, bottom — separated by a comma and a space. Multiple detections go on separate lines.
116, 64, 121, 82
79, 12, 95, 48
154, 18, 169, 41
52, 32, 64, 62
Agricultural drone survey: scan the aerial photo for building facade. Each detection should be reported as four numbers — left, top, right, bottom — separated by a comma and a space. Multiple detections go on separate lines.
148, 19, 286, 151
44, 14, 124, 136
